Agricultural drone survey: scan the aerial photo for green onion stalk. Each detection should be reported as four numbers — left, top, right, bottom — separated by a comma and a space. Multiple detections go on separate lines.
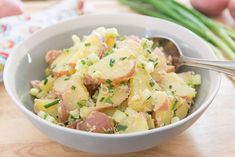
119, 0, 235, 60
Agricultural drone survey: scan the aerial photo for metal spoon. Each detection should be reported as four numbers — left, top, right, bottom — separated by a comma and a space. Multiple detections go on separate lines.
148, 36, 235, 76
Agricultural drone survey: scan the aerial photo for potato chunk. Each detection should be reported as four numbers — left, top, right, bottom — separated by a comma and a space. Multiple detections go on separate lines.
85, 49, 135, 84
96, 82, 130, 108
158, 73, 196, 99
62, 76, 89, 111
50, 51, 75, 77
77, 111, 114, 133
34, 99, 59, 118
128, 68, 159, 112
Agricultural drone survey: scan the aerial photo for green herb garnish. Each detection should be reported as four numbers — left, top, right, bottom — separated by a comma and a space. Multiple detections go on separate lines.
149, 79, 155, 87
85, 43, 91, 47
120, 57, 127, 61
71, 85, 76, 90
109, 58, 116, 67
116, 124, 128, 132
105, 79, 112, 84
104, 49, 114, 57
44, 99, 60, 108
43, 78, 48, 85
77, 100, 86, 108
99, 97, 105, 102
51, 65, 56, 70
171, 99, 178, 111
81, 60, 86, 65
105, 97, 113, 104
64, 76, 70, 81
147, 49, 152, 54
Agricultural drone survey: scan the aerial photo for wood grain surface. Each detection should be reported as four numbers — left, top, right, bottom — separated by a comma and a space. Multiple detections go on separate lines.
1, 0, 235, 157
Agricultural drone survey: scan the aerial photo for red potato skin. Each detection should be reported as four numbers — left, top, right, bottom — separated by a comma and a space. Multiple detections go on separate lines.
58, 101, 69, 123
77, 111, 114, 133
45, 50, 62, 66
191, 0, 229, 17
228, 0, 235, 19
153, 98, 170, 112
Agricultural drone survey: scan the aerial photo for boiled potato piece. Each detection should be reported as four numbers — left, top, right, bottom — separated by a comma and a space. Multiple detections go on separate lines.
85, 49, 136, 84
178, 72, 201, 88
128, 68, 159, 112
152, 91, 173, 127
62, 76, 89, 111
158, 73, 196, 99
50, 50, 75, 77
34, 99, 59, 118
77, 111, 115, 133
175, 102, 190, 119
68, 34, 107, 65
53, 75, 71, 93
116, 36, 143, 55
96, 83, 130, 107
153, 110, 173, 127
119, 108, 149, 133
112, 110, 127, 123
38, 76, 55, 93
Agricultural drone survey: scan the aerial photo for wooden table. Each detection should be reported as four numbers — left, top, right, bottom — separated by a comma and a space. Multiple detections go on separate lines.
1, 1, 235, 157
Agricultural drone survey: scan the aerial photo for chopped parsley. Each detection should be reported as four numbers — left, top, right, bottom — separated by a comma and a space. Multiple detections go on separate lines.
44, 99, 60, 108
51, 65, 56, 70
149, 79, 155, 87
169, 85, 172, 89
77, 100, 86, 108
147, 96, 151, 100
85, 43, 91, 47
99, 97, 105, 102
105, 97, 113, 104
171, 99, 178, 111
105, 79, 112, 84
43, 78, 48, 85
81, 60, 86, 65
148, 58, 158, 68
116, 124, 128, 132
119, 57, 127, 61
109, 58, 115, 67
71, 85, 76, 90
147, 49, 152, 54
104, 49, 114, 57
64, 76, 70, 81
108, 85, 114, 93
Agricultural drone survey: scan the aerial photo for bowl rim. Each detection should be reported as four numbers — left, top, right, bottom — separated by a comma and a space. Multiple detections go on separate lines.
4, 13, 221, 138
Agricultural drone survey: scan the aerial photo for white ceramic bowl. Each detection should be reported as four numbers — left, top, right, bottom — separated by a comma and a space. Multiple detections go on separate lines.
4, 14, 221, 154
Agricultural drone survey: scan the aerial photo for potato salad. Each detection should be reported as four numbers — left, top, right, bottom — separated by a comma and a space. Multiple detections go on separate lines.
30, 27, 201, 134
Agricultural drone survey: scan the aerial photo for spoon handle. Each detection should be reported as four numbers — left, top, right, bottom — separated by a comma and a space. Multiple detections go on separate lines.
181, 56, 235, 76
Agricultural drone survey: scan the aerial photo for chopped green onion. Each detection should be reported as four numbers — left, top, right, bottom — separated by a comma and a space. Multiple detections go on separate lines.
116, 124, 128, 131
85, 43, 91, 47
149, 79, 155, 87
44, 99, 60, 108
43, 78, 48, 85
105, 97, 113, 104
77, 100, 86, 108
71, 85, 76, 90
109, 58, 116, 67
120, 57, 127, 61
